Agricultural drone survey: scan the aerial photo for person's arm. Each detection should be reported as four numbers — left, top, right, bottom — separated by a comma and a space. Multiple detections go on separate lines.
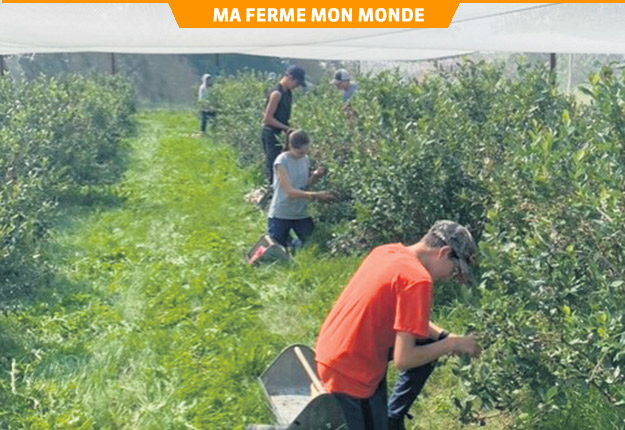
263, 91, 290, 131
276, 165, 332, 201
393, 331, 479, 370
307, 166, 327, 187
428, 321, 447, 340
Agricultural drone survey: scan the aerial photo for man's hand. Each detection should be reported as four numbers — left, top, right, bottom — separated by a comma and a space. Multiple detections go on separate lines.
311, 166, 327, 180
314, 191, 334, 202
449, 334, 480, 358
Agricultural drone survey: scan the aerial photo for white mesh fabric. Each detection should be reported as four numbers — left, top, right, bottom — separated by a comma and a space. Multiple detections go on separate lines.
1, 4, 624, 59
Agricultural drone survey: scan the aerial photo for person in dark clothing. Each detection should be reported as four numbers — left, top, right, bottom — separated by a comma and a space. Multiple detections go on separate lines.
261, 65, 306, 185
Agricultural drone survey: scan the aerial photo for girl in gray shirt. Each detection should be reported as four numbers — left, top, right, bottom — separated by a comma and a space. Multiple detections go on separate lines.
267, 130, 333, 247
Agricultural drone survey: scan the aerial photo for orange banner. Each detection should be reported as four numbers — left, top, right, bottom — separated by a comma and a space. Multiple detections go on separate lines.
169, 2, 459, 28
3, 1, 622, 28
2, 0, 460, 28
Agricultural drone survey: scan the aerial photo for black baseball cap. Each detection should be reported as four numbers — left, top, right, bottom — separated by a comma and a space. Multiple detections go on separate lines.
286, 65, 306, 87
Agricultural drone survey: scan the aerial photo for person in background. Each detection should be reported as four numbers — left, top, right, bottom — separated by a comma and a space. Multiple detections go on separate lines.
267, 129, 332, 249
198, 73, 216, 134
332, 68, 358, 105
262, 65, 306, 186
315, 220, 481, 430
332, 69, 358, 125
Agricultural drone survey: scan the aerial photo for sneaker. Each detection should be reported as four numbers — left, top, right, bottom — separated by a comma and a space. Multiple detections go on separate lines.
248, 245, 268, 264
288, 238, 303, 249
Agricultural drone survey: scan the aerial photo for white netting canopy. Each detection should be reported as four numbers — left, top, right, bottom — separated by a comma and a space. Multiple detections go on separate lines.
1, 3, 625, 59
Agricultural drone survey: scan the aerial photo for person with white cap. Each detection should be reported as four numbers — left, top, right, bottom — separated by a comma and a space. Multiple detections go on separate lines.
261, 65, 306, 186
332, 69, 359, 125
332, 68, 358, 105
315, 220, 481, 430
197, 73, 215, 133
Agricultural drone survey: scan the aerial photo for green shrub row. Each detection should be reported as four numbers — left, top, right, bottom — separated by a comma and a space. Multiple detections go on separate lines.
211, 62, 625, 427
0, 75, 135, 299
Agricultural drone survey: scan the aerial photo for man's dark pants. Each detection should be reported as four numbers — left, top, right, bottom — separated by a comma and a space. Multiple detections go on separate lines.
332, 335, 447, 430
334, 377, 388, 430
268, 217, 314, 248
387, 335, 446, 422
200, 110, 216, 133
261, 128, 283, 185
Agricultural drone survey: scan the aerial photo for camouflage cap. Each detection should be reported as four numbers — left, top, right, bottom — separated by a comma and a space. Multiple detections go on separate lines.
428, 220, 477, 285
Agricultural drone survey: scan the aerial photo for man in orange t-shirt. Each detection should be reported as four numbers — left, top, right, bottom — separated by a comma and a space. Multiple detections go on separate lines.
315, 220, 481, 430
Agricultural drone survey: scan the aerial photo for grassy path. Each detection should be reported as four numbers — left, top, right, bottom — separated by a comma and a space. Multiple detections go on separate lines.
0, 111, 360, 430
0, 111, 504, 429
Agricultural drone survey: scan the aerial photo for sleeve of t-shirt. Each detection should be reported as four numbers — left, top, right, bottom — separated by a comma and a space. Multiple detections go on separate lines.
393, 279, 432, 338
273, 153, 289, 181
274, 153, 287, 169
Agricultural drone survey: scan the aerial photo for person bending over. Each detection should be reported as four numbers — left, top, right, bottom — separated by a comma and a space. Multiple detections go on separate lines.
315, 220, 481, 430
267, 129, 332, 249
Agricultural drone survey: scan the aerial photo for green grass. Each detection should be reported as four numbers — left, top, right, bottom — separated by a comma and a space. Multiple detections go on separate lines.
0, 111, 509, 429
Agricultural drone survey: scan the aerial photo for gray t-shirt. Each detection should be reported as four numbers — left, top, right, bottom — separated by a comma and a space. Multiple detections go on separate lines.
268, 152, 310, 219
342, 82, 358, 104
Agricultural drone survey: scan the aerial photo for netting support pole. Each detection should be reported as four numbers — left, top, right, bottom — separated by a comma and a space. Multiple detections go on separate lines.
111, 53, 116, 75
567, 53, 573, 93
549, 53, 557, 86
0, 55, 6, 76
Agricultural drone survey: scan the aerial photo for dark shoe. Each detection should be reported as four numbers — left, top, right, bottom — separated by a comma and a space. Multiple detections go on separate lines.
388, 417, 406, 430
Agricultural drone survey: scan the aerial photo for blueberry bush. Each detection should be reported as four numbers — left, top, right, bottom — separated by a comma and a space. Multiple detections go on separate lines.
211, 60, 625, 427
0, 75, 135, 299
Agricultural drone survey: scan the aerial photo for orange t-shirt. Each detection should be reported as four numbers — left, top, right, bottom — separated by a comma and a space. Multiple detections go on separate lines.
315, 244, 432, 398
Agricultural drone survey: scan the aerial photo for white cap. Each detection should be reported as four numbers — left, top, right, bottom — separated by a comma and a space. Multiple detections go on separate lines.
332, 69, 350, 84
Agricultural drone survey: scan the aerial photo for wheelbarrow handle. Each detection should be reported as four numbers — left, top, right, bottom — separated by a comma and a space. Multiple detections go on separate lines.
294, 346, 325, 396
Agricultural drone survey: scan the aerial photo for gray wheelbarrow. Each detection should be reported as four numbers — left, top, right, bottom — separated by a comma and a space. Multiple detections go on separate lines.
248, 344, 349, 430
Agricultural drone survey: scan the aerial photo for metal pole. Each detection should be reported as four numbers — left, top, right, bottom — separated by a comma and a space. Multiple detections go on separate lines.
549, 53, 556, 72
567, 53, 573, 93
0, 55, 5, 75
549, 53, 557, 86
111, 53, 116, 75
